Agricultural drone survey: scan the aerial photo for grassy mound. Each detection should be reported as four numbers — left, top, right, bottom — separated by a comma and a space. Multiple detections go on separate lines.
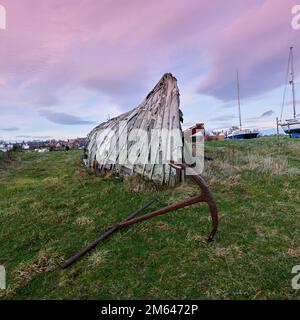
0, 137, 300, 299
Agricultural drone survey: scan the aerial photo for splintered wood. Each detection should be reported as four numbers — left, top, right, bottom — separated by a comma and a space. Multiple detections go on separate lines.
84, 73, 184, 186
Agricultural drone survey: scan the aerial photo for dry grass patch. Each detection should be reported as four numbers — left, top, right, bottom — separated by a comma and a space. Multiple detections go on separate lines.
75, 216, 94, 227
15, 249, 63, 283
88, 250, 109, 267
8, 177, 37, 187
42, 177, 60, 185
73, 170, 87, 186
214, 245, 244, 258
168, 182, 197, 203
77, 203, 90, 213
0, 248, 66, 298
288, 248, 300, 258
205, 160, 237, 176
154, 221, 174, 232
30, 201, 44, 211
124, 173, 159, 193
255, 225, 279, 238
186, 232, 207, 244
244, 155, 299, 176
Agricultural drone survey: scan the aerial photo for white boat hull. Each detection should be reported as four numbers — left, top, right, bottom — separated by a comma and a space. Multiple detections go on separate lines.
280, 119, 300, 135
226, 129, 259, 140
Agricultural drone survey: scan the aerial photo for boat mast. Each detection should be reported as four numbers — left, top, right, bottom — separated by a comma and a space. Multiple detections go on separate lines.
290, 47, 297, 119
236, 70, 242, 130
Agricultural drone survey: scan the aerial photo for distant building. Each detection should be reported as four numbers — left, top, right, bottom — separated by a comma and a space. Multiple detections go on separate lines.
22, 144, 30, 150
0, 137, 87, 152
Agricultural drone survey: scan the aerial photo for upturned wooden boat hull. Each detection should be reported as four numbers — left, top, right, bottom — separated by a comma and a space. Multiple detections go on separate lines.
84, 73, 185, 185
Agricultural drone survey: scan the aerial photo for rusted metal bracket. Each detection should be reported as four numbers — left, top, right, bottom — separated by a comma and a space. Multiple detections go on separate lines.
117, 163, 218, 242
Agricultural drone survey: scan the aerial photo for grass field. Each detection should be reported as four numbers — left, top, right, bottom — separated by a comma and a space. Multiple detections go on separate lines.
0, 137, 300, 300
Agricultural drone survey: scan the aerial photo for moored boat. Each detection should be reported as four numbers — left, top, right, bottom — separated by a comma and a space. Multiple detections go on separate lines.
279, 47, 300, 138
280, 118, 300, 137
226, 128, 259, 140
226, 71, 259, 140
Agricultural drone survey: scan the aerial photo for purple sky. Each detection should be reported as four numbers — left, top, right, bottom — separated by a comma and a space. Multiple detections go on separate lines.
0, 0, 299, 140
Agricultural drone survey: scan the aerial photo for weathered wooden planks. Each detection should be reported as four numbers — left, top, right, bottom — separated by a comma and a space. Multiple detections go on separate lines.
84, 73, 184, 186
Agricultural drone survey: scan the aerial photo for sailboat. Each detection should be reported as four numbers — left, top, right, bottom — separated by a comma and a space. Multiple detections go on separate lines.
279, 47, 300, 138
226, 71, 259, 139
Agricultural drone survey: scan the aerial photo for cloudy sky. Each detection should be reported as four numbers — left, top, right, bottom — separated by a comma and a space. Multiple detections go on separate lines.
0, 0, 299, 140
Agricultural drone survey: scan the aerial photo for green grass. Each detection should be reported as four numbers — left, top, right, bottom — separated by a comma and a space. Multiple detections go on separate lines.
0, 137, 300, 300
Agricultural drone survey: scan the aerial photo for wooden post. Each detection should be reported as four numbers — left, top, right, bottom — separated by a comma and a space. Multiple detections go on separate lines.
276, 117, 280, 143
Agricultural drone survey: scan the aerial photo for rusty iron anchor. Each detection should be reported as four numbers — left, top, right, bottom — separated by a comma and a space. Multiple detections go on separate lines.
61, 163, 218, 268
117, 163, 218, 242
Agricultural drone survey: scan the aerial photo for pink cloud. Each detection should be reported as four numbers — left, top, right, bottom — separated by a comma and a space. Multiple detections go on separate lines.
198, 0, 299, 100
0, 0, 298, 111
